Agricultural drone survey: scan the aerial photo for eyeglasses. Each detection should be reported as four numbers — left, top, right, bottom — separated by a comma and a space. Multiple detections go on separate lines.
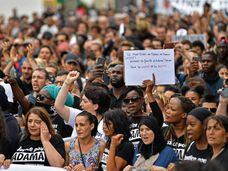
205, 107, 217, 113
123, 96, 141, 104
36, 94, 51, 101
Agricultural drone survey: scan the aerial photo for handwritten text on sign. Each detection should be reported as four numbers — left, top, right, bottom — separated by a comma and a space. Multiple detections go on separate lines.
124, 49, 175, 86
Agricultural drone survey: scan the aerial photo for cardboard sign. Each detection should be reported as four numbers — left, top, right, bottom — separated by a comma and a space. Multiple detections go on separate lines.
123, 49, 175, 86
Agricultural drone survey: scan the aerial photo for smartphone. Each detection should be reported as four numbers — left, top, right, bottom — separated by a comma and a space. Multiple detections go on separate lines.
221, 88, 228, 98
96, 57, 106, 67
163, 42, 177, 49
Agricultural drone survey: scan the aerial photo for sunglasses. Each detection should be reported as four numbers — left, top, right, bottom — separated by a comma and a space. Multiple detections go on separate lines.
123, 96, 141, 104
36, 94, 51, 101
205, 107, 217, 113
13, 43, 28, 47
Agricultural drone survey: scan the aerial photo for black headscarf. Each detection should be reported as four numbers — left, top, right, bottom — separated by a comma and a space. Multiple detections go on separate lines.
138, 116, 167, 159
188, 107, 212, 123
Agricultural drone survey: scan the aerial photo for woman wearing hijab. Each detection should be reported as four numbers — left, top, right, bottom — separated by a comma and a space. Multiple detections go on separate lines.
124, 116, 178, 171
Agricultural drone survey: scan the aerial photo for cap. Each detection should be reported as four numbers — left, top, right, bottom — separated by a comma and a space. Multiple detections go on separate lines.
176, 28, 187, 36
42, 31, 53, 40
217, 37, 228, 47
64, 53, 78, 64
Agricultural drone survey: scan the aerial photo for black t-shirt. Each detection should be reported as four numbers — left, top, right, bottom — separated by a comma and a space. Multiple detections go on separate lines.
11, 135, 65, 166
4, 112, 20, 154
129, 116, 148, 163
51, 114, 73, 138
100, 139, 134, 171
0, 137, 13, 159
213, 146, 228, 171
109, 89, 124, 109
162, 126, 186, 160
16, 77, 32, 96
184, 142, 212, 163
129, 116, 148, 145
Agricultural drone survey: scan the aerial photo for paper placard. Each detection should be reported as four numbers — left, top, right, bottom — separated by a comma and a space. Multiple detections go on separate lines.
123, 49, 175, 86
172, 34, 207, 47
0, 164, 66, 171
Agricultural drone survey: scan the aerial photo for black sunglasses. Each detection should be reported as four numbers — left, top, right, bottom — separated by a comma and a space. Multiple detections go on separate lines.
123, 96, 141, 104
205, 107, 217, 113
36, 94, 51, 101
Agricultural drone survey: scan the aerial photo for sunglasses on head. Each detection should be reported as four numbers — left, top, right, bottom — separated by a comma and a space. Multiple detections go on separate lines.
36, 94, 51, 101
123, 96, 141, 104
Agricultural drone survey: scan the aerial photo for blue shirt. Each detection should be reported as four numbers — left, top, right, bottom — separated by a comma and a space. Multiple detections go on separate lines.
154, 146, 179, 168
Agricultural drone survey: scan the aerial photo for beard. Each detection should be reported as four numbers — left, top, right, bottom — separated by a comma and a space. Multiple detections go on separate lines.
111, 78, 125, 88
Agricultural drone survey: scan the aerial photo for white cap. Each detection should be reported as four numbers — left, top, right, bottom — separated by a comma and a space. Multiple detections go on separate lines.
176, 28, 187, 36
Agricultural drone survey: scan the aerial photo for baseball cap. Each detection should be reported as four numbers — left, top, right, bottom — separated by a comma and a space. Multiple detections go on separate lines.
64, 53, 78, 64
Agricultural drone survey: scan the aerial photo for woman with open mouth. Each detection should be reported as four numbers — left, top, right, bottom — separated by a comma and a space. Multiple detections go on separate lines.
185, 107, 213, 163
124, 115, 178, 171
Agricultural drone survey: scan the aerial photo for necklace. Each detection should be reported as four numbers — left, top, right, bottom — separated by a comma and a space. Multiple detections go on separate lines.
211, 147, 224, 160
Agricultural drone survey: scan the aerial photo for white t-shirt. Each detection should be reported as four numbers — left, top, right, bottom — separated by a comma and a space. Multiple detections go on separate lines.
68, 107, 105, 140
0, 80, 13, 102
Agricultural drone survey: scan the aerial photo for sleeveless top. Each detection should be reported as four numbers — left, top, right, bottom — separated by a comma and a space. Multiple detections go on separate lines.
68, 138, 101, 168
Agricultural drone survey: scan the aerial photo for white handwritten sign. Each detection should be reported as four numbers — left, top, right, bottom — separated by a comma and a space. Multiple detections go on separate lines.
0, 164, 66, 171
170, 0, 228, 15
172, 34, 207, 47
123, 49, 175, 86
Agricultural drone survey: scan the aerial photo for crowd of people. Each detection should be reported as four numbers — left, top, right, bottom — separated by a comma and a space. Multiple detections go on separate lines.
0, 1, 227, 171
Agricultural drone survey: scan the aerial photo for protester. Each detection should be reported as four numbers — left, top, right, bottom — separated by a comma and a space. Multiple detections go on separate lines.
36, 84, 74, 137
0, 110, 12, 169
120, 86, 148, 161
185, 107, 213, 163
163, 95, 195, 160
11, 107, 65, 167
206, 115, 228, 171
0, 1, 227, 170
100, 109, 134, 171
109, 64, 126, 109
199, 51, 223, 100
65, 111, 105, 171
55, 71, 111, 139
123, 116, 178, 171
217, 65, 228, 80
182, 85, 205, 106
0, 85, 20, 155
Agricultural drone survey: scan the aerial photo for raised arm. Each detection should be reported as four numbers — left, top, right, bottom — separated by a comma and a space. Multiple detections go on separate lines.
5, 76, 31, 113
0, 41, 11, 61
107, 134, 127, 171
54, 71, 80, 122
143, 74, 164, 127
216, 95, 228, 116
3, 45, 17, 75
26, 44, 38, 70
